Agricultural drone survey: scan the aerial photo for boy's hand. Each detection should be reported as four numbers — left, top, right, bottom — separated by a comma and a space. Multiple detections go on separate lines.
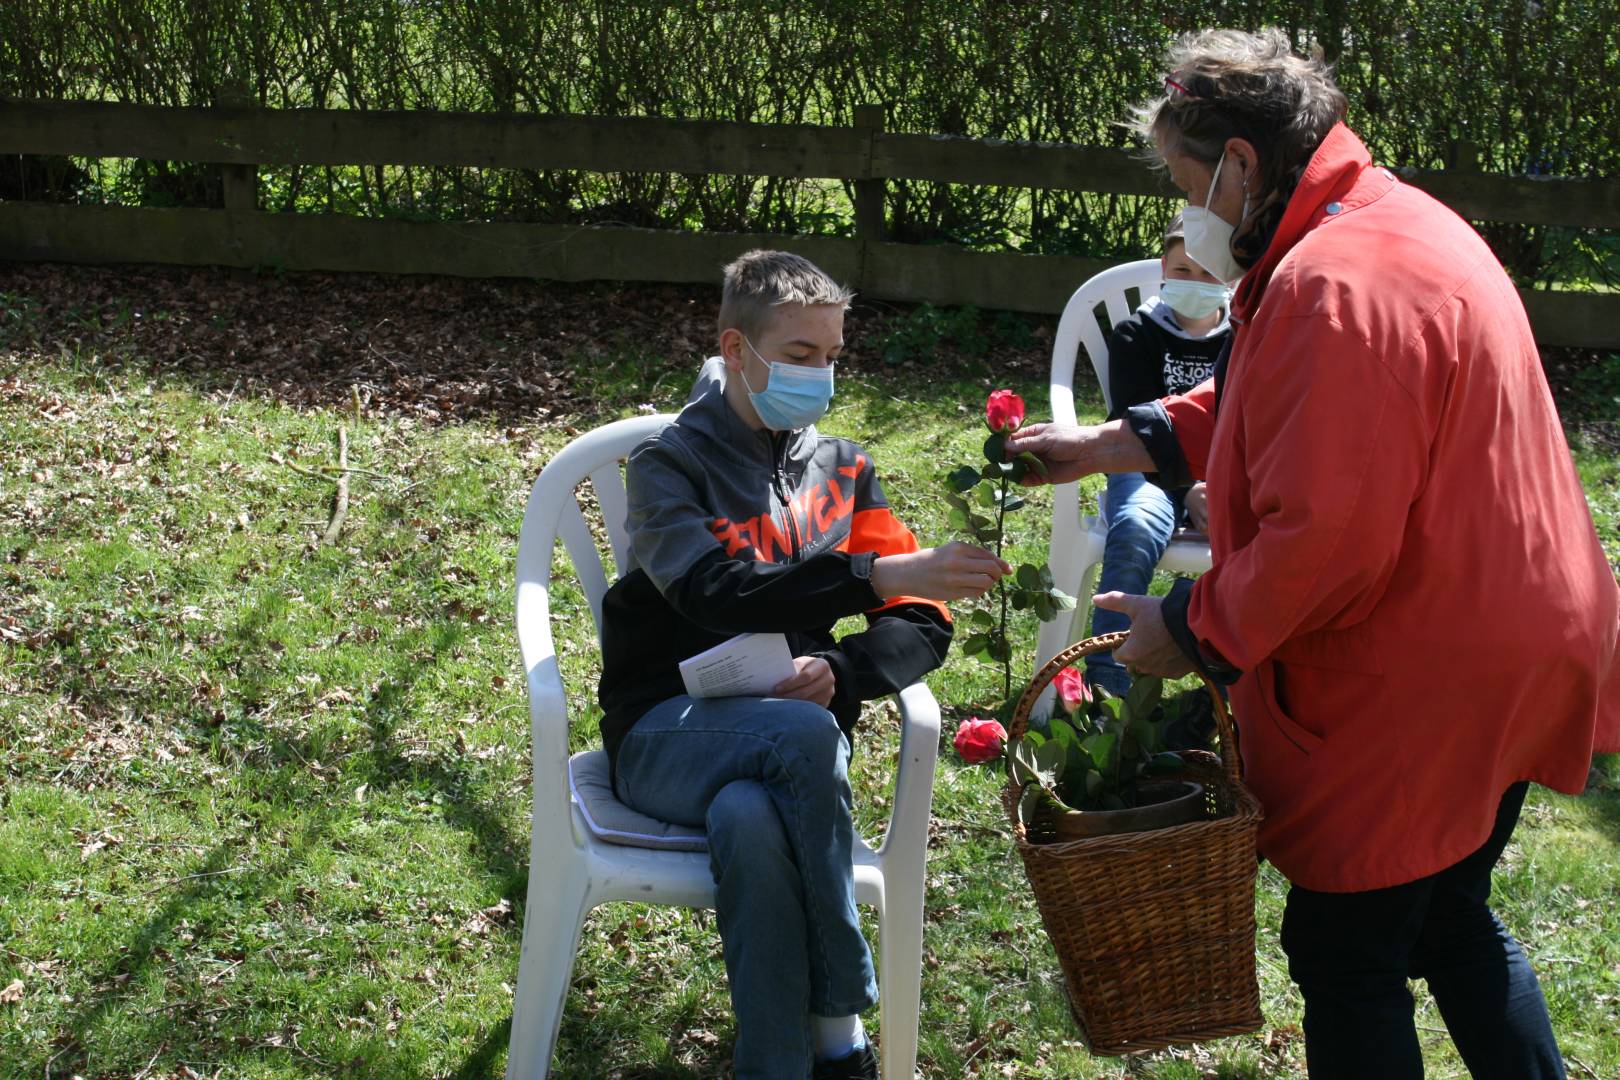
872, 542, 1012, 601
771, 656, 836, 708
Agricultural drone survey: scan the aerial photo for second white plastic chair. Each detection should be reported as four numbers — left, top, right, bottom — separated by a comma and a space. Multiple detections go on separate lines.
1031, 259, 1214, 715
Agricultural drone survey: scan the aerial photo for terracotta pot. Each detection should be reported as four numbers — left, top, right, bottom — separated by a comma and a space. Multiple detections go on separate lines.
1042, 780, 1206, 841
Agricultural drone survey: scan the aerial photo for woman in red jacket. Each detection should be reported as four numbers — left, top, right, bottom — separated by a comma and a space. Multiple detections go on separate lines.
1008, 28, 1619, 1079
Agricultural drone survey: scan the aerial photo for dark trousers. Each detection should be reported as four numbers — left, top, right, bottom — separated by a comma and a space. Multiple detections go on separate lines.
1280, 782, 1566, 1079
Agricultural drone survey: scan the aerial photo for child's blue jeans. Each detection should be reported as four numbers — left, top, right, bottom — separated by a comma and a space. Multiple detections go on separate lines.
613, 694, 878, 1080
1086, 470, 1184, 697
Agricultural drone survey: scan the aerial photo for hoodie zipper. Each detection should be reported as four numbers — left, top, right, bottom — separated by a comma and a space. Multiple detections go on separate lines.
772, 432, 803, 562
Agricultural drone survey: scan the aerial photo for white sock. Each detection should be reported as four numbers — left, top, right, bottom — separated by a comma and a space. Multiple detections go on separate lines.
812, 1013, 866, 1060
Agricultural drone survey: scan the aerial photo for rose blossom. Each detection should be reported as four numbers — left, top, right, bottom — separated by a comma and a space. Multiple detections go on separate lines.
1052, 666, 1091, 713
954, 716, 1008, 764
984, 389, 1025, 434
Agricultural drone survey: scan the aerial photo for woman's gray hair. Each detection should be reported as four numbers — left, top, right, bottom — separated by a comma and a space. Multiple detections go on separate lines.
1131, 28, 1347, 265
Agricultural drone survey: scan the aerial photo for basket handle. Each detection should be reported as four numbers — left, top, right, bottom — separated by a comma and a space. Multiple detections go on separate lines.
1007, 631, 1242, 786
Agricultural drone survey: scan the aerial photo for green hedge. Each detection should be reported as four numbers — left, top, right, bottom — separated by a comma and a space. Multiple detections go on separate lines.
1, 1, 1615, 284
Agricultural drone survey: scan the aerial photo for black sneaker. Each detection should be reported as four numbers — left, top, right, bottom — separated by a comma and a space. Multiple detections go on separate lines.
812, 1040, 878, 1080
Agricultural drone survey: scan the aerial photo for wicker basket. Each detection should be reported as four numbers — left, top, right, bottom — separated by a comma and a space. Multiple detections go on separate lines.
1004, 632, 1265, 1054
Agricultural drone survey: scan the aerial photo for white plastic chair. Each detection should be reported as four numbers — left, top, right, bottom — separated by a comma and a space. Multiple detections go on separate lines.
508, 413, 941, 1080
1032, 259, 1214, 714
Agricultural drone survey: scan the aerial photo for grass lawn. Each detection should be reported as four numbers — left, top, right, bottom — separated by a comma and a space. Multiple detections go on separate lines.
2, 280, 1618, 1079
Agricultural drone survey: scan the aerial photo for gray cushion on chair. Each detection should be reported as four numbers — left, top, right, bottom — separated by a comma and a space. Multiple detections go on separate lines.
567, 750, 709, 852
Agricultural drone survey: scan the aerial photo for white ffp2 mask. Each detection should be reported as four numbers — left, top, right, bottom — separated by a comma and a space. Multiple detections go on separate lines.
1181, 153, 1249, 285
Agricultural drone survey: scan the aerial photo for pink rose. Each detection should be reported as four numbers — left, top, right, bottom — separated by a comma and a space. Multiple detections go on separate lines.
985, 390, 1025, 434
954, 717, 1008, 764
1053, 666, 1091, 713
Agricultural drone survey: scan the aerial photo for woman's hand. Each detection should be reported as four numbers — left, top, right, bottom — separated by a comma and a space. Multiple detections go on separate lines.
1184, 482, 1209, 532
872, 542, 1012, 601
771, 655, 836, 708
1003, 419, 1155, 485
1090, 592, 1196, 678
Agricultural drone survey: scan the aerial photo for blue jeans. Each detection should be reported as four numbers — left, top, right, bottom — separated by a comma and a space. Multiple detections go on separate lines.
1086, 471, 1183, 698
1280, 782, 1565, 1078
614, 694, 877, 1080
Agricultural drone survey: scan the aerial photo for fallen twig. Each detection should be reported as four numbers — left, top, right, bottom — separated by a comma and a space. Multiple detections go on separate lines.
321, 425, 349, 546
140, 865, 252, 897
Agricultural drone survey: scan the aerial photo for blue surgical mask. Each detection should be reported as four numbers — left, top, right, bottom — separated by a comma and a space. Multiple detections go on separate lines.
740, 337, 835, 430
1160, 279, 1229, 321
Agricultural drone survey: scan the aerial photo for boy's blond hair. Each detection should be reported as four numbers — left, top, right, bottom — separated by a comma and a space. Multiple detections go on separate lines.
719, 250, 854, 342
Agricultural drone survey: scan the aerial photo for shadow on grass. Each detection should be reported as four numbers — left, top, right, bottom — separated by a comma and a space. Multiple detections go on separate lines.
31, 598, 532, 1079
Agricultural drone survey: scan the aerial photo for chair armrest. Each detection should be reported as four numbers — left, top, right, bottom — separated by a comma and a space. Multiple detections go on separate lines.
880, 682, 941, 858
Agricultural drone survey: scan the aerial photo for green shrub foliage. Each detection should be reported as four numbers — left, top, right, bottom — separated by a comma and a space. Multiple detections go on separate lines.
2, 2, 1614, 284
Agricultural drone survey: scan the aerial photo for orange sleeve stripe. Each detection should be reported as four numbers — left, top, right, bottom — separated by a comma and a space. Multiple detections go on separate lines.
845, 507, 952, 622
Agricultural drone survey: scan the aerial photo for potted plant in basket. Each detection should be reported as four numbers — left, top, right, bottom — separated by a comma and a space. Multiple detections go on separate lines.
946, 390, 1207, 841
1007, 672, 1207, 840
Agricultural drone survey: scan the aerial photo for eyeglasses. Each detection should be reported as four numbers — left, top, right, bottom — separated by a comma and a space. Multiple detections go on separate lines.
1164, 74, 1207, 101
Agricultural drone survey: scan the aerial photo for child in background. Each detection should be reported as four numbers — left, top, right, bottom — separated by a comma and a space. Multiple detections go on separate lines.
1086, 212, 1231, 704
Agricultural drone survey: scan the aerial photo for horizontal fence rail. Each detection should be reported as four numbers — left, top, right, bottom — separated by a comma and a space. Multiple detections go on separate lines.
1, 98, 1616, 348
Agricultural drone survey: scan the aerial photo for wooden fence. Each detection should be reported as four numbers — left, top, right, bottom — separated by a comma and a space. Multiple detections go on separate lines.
2, 98, 1617, 348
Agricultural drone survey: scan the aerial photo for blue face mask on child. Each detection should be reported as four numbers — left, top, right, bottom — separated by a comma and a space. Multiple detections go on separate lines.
740, 337, 835, 431
1160, 279, 1229, 321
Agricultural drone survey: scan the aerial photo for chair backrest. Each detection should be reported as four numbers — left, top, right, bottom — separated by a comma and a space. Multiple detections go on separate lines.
1049, 257, 1163, 422
1047, 259, 1162, 537
513, 413, 676, 827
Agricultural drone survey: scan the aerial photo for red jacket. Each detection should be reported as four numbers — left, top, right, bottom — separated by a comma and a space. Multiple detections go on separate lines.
1160, 124, 1620, 891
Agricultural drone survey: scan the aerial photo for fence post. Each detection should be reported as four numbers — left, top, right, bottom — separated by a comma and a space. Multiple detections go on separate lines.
1448, 138, 1481, 173
854, 103, 886, 290
220, 83, 258, 212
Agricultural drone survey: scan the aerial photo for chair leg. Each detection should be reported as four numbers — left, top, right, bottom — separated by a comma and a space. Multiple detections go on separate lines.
876, 887, 924, 1080
506, 863, 594, 1080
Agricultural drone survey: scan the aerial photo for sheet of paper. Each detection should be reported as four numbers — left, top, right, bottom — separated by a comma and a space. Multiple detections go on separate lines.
678, 632, 797, 699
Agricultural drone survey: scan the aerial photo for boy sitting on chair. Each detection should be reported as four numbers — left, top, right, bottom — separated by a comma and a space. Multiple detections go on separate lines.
1086, 212, 1230, 710
598, 249, 1008, 1079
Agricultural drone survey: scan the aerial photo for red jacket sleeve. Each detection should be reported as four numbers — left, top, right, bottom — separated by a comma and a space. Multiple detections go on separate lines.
1185, 314, 1428, 670
1160, 378, 1217, 483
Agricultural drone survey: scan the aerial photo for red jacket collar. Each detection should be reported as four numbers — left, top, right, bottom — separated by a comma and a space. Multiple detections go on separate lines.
1231, 123, 1391, 322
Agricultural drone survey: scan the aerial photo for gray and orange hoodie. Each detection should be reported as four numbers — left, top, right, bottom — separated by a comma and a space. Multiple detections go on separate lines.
598, 357, 952, 774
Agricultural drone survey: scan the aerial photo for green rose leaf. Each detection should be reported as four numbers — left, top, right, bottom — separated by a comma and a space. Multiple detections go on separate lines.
975, 482, 999, 508
970, 609, 996, 629
982, 431, 1007, 466
1010, 590, 1033, 611
999, 492, 1026, 512
1008, 741, 1042, 787
1081, 731, 1117, 772
962, 633, 990, 658
947, 465, 981, 492
1147, 751, 1185, 774
1125, 676, 1163, 724
1016, 782, 1049, 829
1084, 769, 1105, 799
1015, 563, 1042, 590
1048, 587, 1077, 611
1033, 738, 1066, 787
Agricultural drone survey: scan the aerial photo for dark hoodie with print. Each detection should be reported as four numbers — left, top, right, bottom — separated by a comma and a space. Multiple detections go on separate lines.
597, 357, 953, 773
